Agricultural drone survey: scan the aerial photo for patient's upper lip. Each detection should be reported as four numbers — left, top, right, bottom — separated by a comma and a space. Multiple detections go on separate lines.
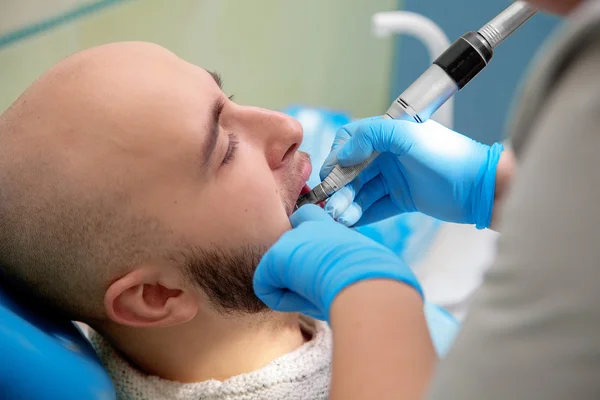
301, 158, 312, 183
296, 158, 312, 197
286, 157, 312, 216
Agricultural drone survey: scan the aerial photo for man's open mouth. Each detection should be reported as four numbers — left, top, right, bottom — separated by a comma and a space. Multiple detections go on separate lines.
300, 184, 312, 196
286, 153, 325, 216
294, 184, 325, 211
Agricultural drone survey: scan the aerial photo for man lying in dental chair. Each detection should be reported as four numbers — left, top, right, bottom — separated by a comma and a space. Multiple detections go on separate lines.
0, 42, 452, 400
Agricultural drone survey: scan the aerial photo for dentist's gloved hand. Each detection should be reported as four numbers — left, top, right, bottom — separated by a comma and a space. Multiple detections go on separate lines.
253, 205, 422, 321
320, 118, 504, 229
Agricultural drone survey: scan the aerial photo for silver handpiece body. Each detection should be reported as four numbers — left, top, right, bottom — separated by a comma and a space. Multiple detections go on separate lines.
296, 1, 537, 210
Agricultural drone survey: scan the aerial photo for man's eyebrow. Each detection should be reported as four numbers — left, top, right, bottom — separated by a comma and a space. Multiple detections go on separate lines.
201, 97, 226, 169
208, 71, 223, 90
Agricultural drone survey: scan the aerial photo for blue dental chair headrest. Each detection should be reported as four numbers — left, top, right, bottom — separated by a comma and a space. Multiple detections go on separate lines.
0, 279, 115, 399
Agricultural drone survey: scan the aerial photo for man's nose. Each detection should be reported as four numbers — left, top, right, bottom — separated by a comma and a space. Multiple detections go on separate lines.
236, 106, 303, 170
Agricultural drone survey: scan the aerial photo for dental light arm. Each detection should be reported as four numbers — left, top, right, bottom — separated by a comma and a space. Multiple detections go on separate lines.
296, 1, 537, 210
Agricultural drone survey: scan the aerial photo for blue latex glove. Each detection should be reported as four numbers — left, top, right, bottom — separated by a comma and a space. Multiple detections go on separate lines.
320, 118, 504, 229
253, 205, 422, 321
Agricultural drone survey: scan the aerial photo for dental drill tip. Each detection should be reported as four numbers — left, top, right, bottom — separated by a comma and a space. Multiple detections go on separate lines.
295, 190, 319, 211
295, 183, 332, 212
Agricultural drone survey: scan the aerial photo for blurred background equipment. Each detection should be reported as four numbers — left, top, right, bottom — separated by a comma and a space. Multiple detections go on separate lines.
0, 0, 396, 116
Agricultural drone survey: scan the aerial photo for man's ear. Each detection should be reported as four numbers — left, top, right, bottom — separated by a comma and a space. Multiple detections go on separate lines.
104, 267, 199, 328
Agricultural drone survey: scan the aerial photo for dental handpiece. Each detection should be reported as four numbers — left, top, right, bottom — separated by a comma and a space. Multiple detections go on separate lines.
296, 1, 537, 210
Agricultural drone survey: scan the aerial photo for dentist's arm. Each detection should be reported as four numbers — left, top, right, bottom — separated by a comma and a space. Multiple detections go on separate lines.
320, 118, 514, 231
491, 147, 516, 227
330, 280, 435, 400
428, 32, 600, 400
253, 205, 436, 400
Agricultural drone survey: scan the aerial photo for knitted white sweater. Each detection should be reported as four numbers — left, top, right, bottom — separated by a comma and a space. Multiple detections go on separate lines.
88, 321, 332, 400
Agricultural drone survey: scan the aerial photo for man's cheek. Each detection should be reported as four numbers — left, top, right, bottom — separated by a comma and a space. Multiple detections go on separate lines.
215, 197, 287, 241
221, 167, 290, 238
235, 176, 286, 218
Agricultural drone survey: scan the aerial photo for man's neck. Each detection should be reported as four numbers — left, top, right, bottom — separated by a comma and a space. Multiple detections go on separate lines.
97, 311, 307, 383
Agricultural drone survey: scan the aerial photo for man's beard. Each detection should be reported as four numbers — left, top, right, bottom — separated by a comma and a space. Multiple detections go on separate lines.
184, 151, 311, 314
184, 244, 269, 314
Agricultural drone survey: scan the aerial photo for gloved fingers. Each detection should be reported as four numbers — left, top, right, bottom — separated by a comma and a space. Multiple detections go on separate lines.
336, 128, 377, 167
254, 226, 313, 289
337, 203, 363, 227
329, 174, 388, 225
319, 117, 382, 180
353, 223, 386, 244
352, 159, 382, 186
352, 175, 389, 216
254, 251, 327, 320
324, 185, 356, 219
274, 291, 325, 320
319, 128, 351, 181
290, 204, 332, 227
254, 246, 288, 295
354, 197, 401, 227
337, 119, 414, 166
261, 288, 323, 317
323, 164, 381, 219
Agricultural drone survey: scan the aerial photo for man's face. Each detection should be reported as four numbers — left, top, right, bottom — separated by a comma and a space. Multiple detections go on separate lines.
167, 68, 312, 313
85, 45, 311, 313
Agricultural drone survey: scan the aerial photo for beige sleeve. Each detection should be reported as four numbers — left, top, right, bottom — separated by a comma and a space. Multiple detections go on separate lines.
427, 38, 600, 399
